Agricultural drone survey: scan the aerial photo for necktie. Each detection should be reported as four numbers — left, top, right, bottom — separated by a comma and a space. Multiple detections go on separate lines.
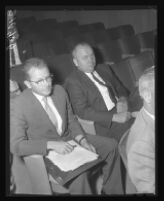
42, 97, 58, 131
91, 72, 117, 104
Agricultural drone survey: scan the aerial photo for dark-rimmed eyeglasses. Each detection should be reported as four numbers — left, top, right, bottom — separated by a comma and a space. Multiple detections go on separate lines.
29, 74, 53, 85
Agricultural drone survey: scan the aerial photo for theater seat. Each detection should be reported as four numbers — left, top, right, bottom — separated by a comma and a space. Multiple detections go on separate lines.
77, 116, 96, 135
110, 60, 136, 93
106, 24, 135, 40
49, 53, 75, 84
96, 40, 122, 65
127, 51, 154, 82
136, 31, 155, 53
116, 35, 140, 59
10, 64, 26, 90
24, 155, 69, 194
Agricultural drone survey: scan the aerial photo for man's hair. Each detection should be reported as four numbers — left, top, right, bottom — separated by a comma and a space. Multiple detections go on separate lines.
139, 66, 155, 97
23, 58, 48, 80
72, 42, 92, 59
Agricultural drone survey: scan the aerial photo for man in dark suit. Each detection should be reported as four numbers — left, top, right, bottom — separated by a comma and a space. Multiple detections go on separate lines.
64, 42, 135, 142
10, 58, 124, 195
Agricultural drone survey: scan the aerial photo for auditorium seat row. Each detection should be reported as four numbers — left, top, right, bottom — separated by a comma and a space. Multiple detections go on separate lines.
13, 18, 155, 99
16, 17, 156, 66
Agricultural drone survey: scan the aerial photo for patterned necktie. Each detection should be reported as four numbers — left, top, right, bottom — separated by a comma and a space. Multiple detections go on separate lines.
42, 97, 58, 130
91, 72, 117, 104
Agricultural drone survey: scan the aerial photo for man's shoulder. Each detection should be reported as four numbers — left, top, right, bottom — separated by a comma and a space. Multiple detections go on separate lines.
16, 88, 31, 102
65, 69, 81, 84
53, 84, 65, 92
11, 88, 31, 110
52, 84, 67, 96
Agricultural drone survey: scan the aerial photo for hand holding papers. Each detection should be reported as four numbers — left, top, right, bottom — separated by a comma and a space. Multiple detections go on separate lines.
46, 140, 99, 172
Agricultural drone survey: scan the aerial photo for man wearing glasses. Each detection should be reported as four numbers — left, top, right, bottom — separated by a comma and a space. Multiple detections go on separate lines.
10, 58, 124, 195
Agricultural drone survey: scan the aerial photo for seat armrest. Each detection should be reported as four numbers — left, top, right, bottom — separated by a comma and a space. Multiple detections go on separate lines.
24, 155, 52, 194
77, 116, 96, 135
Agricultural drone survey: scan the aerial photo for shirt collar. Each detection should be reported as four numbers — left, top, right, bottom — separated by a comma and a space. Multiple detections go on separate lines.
143, 107, 155, 120
32, 91, 45, 102
85, 70, 96, 76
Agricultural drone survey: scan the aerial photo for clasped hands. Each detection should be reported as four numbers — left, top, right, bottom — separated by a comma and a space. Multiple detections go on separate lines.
113, 97, 138, 123
47, 136, 96, 155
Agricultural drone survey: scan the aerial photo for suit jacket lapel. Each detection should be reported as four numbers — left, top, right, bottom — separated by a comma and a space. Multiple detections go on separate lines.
28, 89, 59, 133
76, 69, 104, 99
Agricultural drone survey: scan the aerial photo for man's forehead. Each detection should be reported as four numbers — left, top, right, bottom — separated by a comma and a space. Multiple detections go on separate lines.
28, 66, 49, 75
75, 45, 93, 55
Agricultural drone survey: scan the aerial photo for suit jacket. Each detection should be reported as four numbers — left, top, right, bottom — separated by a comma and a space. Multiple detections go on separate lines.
126, 108, 155, 193
118, 129, 137, 194
10, 84, 84, 157
64, 64, 130, 138
10, 85, 102, 193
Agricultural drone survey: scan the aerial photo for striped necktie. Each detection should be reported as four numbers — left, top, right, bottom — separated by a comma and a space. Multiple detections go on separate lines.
91, 72, 117, 104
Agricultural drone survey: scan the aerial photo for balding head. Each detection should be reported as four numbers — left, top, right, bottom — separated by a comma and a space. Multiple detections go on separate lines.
139, 67, 154, 96
72, 43, 96, 73
139, 66, 155, 113
72, 43, 92, 59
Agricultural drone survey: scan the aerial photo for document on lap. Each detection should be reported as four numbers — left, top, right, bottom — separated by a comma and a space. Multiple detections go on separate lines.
46, 140, 99, 172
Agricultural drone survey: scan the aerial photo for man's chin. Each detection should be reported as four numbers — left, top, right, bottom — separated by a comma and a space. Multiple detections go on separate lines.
45, 91, 52, 96
43, 89, 52, 96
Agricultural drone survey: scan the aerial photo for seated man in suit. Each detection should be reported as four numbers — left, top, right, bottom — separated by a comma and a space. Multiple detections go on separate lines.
10, 57, 124, 195
126, 67, 155, 194
64, 42, 135, 142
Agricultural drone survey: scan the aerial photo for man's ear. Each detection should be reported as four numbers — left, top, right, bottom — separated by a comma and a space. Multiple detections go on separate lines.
143, 91, 151, 104
24, 80, 31, 89
73, 58, 78, 67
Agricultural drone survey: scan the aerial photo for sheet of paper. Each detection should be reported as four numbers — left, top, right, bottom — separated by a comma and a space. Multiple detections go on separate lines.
46, 140, 99, 172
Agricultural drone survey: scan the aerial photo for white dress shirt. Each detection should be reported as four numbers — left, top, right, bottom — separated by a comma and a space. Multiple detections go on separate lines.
85, 71, 115, 111
143, 107, 155, 121
33, 92, 63, 135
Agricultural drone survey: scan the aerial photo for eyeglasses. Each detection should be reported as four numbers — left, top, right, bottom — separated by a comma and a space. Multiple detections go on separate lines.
29, 74, 53, 85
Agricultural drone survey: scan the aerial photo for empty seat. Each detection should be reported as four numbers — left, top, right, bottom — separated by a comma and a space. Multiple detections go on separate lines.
91, 30, 110, 44
127, 51, 155, 82
17, 38, 34, 62
49, 53, 75, 84
57, 20, 79, 35
79, 32, 96, 47
32, 40, 55, 59
91, 22, 105, 30
116, 35, 140, 59
78, 22, 105, 33
16, 16, 36, 36
106, 24, 135, 40
136, 31, 155, 53
111, 51, 154, 94
95, 40, 122, 65
110, 59, 136, 93
64, 33, 85, 52
10, 64, 26, 90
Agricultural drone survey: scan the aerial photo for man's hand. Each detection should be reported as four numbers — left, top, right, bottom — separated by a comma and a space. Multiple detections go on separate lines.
131, 111, 139, 118
112, 111, 132, 123
47, 141, 75, 155
116, 97, 128, 113
80, 138, 97, 153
